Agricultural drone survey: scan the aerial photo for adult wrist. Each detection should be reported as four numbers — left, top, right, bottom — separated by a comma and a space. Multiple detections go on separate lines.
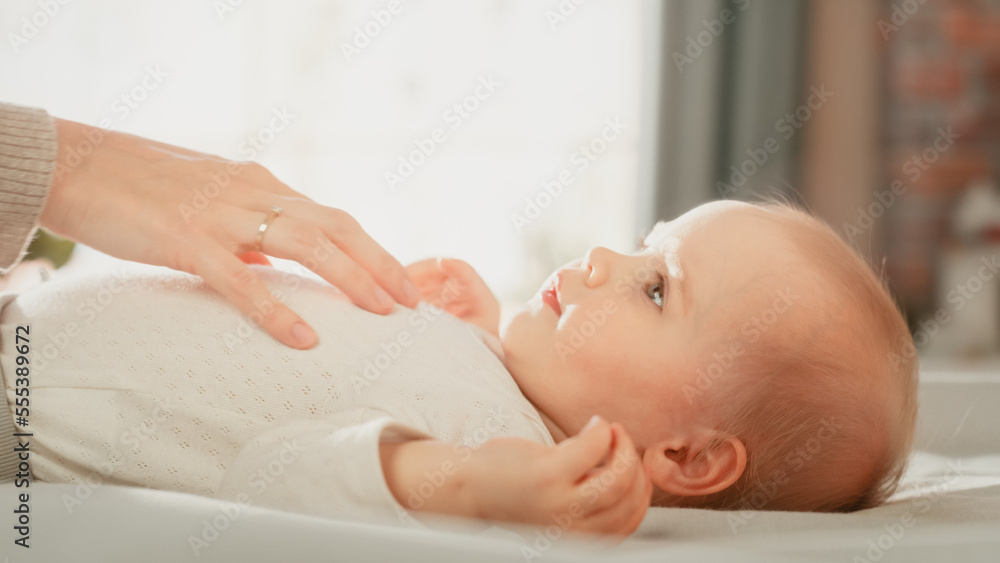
0, 103, 58, 270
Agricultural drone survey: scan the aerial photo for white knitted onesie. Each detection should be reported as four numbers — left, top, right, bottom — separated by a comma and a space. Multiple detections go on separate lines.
0, 265, 552, 524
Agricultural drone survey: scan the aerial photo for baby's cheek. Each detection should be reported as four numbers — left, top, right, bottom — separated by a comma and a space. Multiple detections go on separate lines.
553, 321, 625, 375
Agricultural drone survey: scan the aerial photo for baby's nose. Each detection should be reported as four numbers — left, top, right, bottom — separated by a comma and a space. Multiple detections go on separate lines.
584, 246, 616, 267
583, 247, 617, 286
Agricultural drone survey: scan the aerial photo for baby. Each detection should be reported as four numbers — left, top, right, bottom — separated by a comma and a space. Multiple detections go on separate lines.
0, 199, 917, 536
501, 199, 916, 516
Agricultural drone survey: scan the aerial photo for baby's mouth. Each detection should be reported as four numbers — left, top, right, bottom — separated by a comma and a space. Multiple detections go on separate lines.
542, 288, 561, 316
542, 289, 562, 317
541, 275, 562, 316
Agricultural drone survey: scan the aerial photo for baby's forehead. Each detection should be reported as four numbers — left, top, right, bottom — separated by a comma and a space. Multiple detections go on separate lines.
641, 220, 671, 248
647, 204, 816, 318
641, 203, 790, 254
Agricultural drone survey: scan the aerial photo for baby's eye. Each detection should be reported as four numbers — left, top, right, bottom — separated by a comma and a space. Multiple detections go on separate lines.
646, 275, 665, 309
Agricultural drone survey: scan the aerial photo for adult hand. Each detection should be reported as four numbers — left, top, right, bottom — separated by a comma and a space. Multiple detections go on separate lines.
40, 118, 421, 349
404, 257, 501, 337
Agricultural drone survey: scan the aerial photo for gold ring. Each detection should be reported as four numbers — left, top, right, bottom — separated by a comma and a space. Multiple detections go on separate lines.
255, 206, 283, 252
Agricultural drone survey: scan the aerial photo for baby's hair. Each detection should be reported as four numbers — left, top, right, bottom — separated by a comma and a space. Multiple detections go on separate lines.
664, 196, 918, 512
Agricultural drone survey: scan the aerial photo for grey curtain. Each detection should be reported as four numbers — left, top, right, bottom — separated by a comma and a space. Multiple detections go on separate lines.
638, 0, 809, 228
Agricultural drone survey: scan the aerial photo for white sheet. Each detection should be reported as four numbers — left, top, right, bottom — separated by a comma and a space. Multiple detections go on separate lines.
1, 370, 997, 562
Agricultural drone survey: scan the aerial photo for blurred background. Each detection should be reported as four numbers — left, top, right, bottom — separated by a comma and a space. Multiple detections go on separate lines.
1, 0, 998, 364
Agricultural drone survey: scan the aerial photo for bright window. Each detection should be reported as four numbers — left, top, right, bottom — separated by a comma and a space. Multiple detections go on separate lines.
1, 1, 643, 319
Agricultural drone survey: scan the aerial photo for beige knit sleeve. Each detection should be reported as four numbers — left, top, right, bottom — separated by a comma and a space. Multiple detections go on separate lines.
0, 102, 57, 273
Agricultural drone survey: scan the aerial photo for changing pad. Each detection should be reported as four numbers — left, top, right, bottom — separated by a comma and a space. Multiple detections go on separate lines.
0, 371, 997, 562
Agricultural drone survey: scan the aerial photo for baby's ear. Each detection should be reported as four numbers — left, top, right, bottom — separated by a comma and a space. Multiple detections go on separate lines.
641, 432, 746, 497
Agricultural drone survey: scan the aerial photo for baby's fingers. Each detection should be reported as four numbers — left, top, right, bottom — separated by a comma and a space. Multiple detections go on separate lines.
439, 258, 495, 295
578, 457, 652, 536
404, 258, 451, 299
575, 424, 646, 517
555, 416, 614, 480
437, 257, 475, 282
404, 257, 445, 282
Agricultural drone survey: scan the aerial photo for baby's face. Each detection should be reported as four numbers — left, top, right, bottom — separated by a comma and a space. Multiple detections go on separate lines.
501, 200, 804, 448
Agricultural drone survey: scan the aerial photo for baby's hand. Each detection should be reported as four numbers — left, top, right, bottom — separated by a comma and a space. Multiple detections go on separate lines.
404, 257, 500, 337
470, 417, 652, 536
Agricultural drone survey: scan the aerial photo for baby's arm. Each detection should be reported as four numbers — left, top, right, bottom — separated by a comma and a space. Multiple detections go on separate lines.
405, 258, 501, 337
379, 417, 652, 535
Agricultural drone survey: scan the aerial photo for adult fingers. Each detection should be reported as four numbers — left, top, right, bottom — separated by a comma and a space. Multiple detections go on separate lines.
238, 251, 272, 266
251, 213, 407, 314
195, 246, 318, 349
231, 161, 306, 199
275, 203, 420, 310
211, 184, 417, 314
219, 196, 419, 313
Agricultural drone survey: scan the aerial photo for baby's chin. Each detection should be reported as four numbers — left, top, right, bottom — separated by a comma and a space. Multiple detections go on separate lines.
496, 302, 543, 358
497, 314, 538, 377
